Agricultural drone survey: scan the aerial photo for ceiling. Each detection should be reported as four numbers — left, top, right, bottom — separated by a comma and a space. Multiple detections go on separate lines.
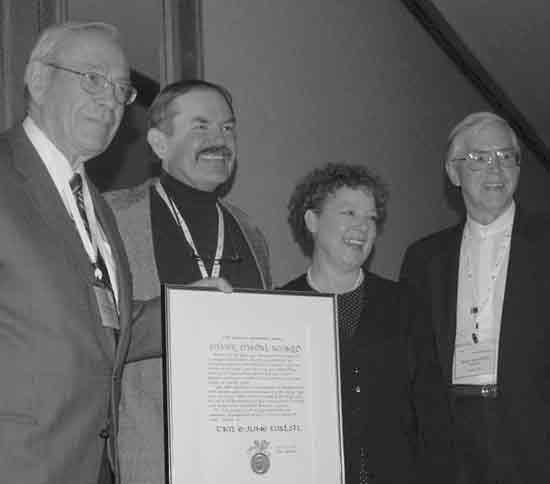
409, 0, 550, 165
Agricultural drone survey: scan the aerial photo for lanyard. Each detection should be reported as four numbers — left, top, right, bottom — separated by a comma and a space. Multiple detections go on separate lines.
155, 180, 224, 279
65, 172, 119, 305
67, 172, 119, 307
463, 223, 511, 343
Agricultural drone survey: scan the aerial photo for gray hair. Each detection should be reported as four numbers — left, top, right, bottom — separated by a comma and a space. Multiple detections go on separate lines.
24, 21, 120, 88
446, 112, 520, 163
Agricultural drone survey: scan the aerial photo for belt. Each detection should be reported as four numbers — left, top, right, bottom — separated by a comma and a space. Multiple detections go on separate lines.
449, 384, 499, 399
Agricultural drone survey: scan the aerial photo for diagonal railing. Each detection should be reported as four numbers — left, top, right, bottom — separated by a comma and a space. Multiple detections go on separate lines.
401, 0, 550, 168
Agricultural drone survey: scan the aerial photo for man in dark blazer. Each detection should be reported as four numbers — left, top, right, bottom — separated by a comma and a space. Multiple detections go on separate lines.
400, 112, 550, 483
0, 21, 169, 484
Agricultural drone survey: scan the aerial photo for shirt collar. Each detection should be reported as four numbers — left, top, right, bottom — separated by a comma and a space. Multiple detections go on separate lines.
160, 169, 218, 206
466, 201, 515, 239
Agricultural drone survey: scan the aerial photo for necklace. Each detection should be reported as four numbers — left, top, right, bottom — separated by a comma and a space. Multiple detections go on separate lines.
463, 223, 511, 344
306, 267, 364, 294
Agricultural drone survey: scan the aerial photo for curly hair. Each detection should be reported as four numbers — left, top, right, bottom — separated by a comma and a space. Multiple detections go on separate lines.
288, 162, 389, 257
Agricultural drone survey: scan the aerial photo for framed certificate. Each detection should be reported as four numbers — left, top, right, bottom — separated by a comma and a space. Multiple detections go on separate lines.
162, 286, 344, 484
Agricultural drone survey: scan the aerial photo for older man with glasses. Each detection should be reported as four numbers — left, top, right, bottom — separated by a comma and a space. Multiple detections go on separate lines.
0, 21, 231, 484
400, 112, 550, 483
0, 20, 156, 484
41, 62, 138, 106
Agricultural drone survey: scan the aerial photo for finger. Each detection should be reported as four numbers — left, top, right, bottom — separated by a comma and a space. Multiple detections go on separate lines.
188, 277, 233, 293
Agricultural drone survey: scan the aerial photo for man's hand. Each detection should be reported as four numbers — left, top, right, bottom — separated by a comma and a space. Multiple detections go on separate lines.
187, 277, 233, 293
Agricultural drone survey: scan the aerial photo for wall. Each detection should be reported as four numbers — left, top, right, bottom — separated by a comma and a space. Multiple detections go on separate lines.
201, 0, 550, 286
433, 0, 550, 151
0, 1, 54, 130
67, 0, 161, 189
68, 0, 160, 81
58, 0, 550, 285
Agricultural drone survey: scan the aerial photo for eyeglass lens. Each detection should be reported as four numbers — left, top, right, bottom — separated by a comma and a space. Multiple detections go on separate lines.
82, 72, 135, 105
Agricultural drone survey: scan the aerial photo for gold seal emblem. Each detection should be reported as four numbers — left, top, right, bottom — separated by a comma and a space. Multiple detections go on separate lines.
248, 440, 271, 475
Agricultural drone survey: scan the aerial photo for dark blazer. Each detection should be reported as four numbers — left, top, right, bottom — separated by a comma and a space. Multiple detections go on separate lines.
282, 271, 454, 484
0, 125, 160, 484
400, 209, 550, 481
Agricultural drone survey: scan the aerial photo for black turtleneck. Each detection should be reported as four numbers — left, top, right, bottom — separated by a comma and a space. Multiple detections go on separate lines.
150, 171, 263, 288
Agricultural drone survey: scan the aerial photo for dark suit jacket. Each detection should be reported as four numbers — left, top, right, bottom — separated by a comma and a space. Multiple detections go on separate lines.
282, 271, 454, 483
400, 209, 550, 481
0, 125, 160, 484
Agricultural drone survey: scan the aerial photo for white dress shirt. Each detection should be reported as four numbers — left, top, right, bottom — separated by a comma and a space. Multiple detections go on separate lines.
453, 202, 515, 385
23, 116, 119, 304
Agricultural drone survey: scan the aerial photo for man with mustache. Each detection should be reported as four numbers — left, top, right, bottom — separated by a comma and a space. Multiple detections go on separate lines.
105, 79, 272, 484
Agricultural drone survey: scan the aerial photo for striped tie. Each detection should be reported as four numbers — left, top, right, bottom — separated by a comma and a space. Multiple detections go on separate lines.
70, 173, 112, 289
70, 173, 91, 238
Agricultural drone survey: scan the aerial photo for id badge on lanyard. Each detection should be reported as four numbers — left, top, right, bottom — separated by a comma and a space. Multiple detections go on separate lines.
93, 280, 120, 330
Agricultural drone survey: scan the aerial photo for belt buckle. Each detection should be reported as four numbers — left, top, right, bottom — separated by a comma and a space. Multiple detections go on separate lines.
480, 384, 497, 398
449, 383, 499, 399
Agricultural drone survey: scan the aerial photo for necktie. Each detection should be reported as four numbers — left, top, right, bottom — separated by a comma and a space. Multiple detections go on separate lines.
70, 173, 91, 237
70, 174, 119, 343
70, 173, 112, 289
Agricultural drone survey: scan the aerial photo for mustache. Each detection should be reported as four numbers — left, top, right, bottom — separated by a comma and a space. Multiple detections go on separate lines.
197, 145, 233, 158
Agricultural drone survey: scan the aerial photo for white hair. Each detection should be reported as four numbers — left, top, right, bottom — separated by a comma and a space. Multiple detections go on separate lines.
446, 111, 520, 163
24, 21, 120, 88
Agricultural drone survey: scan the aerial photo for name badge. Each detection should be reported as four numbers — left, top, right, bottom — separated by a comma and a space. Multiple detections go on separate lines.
93, 282, 120, 330
453, 340, 497, 380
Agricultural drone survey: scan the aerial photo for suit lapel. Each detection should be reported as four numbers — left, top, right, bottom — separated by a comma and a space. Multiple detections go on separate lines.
430, 226, 462, 384
497, 209, 537, 387
89, 180, 137, 371
11, 126, 119, 361
89, 182, 132, 335
10, 127, 92, 282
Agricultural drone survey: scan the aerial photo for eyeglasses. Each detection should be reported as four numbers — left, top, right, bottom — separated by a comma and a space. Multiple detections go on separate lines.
452, 149, 520, 171
43, 62, 137, 106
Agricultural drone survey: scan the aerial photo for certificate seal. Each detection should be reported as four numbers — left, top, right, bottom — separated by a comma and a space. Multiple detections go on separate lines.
248, 440, 271, 475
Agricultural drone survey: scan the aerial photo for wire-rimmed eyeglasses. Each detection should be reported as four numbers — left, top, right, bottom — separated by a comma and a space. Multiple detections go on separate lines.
43, 62, 137, 106
451, 149, 520, 171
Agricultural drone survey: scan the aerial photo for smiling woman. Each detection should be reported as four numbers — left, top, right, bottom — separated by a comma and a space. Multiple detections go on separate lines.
287, 163, 388, 287
281, 162, 456, 483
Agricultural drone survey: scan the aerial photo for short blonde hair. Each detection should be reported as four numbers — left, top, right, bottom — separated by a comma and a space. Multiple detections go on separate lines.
446, 112, 520, 163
